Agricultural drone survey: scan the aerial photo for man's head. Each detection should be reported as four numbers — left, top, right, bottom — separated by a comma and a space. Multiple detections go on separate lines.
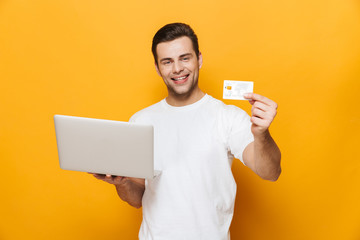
152, 23, 203, 104
152, 23, 200, 65
152, 23, 204, 105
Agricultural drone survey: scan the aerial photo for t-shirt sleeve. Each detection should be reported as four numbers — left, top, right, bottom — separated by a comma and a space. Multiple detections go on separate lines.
129, 110, 143, 123
129, 114, 136, 123
226, 106, 254, 165
129, 104, 156, 124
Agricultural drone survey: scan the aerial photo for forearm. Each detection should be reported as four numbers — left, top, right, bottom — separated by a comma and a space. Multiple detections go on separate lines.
115, 179, 145, 208
253, 130, 281, 181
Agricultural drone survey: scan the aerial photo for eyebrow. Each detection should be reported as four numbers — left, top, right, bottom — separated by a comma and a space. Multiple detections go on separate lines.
179, 53, 192, 58
159, 53, 193, 62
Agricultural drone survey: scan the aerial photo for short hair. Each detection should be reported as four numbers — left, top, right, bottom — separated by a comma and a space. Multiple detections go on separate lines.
152, 23, 200, 64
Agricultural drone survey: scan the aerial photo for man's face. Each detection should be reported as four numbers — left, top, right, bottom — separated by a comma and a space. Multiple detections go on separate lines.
155, 36, 202, 97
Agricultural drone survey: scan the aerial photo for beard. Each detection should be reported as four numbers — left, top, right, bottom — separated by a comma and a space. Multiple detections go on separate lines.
165, 76, 199, 98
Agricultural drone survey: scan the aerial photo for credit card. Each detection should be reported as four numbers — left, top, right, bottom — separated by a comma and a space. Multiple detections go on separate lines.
223, 80, 254, 100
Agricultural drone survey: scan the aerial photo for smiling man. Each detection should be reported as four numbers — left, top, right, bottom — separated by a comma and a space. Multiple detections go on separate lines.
155, 36, 203, 106
93, 23, 281, 240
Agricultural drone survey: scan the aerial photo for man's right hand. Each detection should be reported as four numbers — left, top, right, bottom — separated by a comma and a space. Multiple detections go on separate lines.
89, 173, 145, 208
90, 173, 145, 185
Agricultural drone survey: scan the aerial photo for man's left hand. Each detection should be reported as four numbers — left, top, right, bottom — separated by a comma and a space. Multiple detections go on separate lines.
244, 93, 278, 137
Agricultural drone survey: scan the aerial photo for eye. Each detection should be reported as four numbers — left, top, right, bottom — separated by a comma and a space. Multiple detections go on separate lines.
182, 57, 189, 61
162, 61, 171, 65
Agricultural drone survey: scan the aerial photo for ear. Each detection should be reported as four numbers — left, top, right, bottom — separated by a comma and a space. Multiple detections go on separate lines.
198, 52, 203, 69
154, 62, 162, 77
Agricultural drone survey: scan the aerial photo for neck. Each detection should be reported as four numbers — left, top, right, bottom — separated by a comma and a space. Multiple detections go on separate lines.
166, 87, 205, 107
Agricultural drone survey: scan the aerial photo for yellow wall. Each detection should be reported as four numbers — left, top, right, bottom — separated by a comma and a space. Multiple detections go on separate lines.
1, 0, 359, 239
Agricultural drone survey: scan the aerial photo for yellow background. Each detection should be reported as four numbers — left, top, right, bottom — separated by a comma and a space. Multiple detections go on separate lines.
1, 0, 359, 239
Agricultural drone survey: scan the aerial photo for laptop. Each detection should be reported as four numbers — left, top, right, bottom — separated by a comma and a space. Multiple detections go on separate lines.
54, 115, 157, 179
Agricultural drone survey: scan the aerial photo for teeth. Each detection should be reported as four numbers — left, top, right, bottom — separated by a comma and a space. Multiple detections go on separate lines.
174, 75, 187, 81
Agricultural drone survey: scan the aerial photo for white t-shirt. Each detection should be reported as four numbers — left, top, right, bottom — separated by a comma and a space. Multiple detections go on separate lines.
130, 94, 254, 240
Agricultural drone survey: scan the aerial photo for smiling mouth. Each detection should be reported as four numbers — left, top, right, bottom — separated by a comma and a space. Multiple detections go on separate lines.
171, 74, 189, 84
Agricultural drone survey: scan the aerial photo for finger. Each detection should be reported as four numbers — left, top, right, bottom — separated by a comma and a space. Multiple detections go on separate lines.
112, 176, 125, 184
248, 100, 255, 105
247, 93, 271, 105
253, 108, 277, 123
250, 116, 268, 127
252, 104, 277, 119
243, 92, 253, 100
252, 108, 267, 119
245, 93, 277, 108
105, 174, 114, 182
92, 173, 106, 180
253, 101, 271, 112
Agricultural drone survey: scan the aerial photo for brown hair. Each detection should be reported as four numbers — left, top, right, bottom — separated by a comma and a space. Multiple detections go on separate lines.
152, 23, 199, 65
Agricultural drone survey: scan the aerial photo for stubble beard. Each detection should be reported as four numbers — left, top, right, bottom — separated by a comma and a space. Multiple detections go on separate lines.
166, 75, 199, 100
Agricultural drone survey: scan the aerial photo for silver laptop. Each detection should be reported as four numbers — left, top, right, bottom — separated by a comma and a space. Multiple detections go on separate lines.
54, 115, 156, 179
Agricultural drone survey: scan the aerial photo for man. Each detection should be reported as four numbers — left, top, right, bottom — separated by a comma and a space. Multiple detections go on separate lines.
92, 23, 281, 240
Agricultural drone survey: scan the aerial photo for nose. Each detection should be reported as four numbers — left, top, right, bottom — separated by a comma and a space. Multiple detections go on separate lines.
172, 61, 184, 74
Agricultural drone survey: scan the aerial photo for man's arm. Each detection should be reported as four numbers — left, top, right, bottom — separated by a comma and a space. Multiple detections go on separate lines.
242, 93, 282, 181
91, 174, 145, 208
